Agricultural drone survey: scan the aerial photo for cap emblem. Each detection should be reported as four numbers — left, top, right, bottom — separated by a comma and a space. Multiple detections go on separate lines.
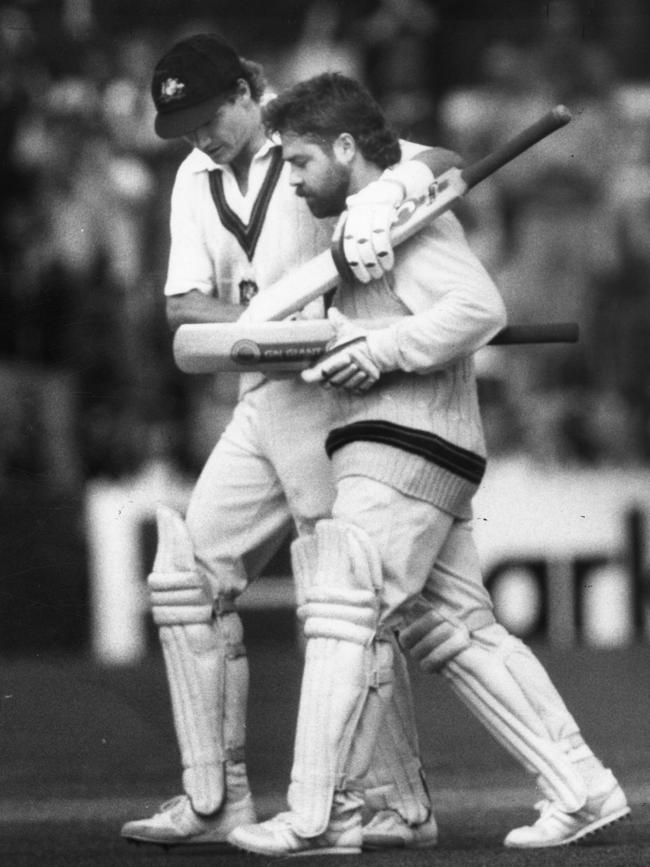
159, 77, 186, 103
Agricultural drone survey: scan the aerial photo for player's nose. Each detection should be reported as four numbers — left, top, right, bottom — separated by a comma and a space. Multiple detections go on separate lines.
288, 166, 303, 189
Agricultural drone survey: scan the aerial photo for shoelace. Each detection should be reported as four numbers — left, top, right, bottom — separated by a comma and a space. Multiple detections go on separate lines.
364, 810, 400, 830
272, 811, 300, 828
532, 799, 576, 828
158, 794, 188, 813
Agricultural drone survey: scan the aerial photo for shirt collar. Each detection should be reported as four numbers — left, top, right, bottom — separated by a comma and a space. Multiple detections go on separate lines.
186, 135, 280, 174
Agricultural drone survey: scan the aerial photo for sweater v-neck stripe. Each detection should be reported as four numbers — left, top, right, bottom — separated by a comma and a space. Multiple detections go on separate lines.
209, 146, 284, 261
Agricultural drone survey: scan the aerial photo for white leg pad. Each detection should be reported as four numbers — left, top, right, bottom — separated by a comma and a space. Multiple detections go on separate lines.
148, 506, 249, 816
292, 536, 425, 822
401, 611, 587, 812
472, 624, 584, 744
363, 634, 431, 825
287, 520, 390, 839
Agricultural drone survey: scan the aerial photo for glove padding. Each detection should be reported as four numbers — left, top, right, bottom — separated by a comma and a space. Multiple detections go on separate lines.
340, 180, 401, 284
338, 160, 435, 284
302, 308, 380, 392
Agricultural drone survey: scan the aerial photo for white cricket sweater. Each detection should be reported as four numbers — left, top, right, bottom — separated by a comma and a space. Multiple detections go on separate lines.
326, 209, 507, 518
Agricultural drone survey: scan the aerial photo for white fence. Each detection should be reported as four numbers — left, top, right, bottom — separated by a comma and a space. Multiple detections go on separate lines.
85, 457, 650, 665
472, 458, 650, 648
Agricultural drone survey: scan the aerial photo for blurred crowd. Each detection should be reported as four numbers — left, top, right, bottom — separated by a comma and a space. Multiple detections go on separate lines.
1, 0, 650, 495
439, 8, 650, 467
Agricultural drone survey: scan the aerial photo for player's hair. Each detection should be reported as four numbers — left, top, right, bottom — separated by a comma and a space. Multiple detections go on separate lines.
223, 57, 267, 103
264, 72, 401, 168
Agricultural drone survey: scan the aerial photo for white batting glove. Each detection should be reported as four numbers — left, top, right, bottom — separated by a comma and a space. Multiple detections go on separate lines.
339, 160, 435, 283
340, 183, 399, 284
302, 308, 381, 392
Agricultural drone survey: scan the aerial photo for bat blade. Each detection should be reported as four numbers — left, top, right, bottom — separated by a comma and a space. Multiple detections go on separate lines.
174, 319, 337, 374
174, 319, 579, 374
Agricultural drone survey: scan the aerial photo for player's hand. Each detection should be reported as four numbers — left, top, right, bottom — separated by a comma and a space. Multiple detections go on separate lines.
337, 160, 437, 284
338, 179, 402, 284
302, 308, 380, 392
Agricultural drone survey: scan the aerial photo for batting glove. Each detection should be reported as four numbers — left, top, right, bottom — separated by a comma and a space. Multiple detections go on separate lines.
339, 160, 435, 283
302, 308, 381, 392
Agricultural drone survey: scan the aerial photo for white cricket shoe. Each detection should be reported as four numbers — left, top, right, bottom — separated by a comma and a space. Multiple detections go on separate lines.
362, 809, 439, 850
120, 793, 256, 848
227, 811, 362, 857
504, 772, 630, 848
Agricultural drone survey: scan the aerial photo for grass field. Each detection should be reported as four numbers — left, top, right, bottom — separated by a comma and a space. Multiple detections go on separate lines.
1, 615, 649, 866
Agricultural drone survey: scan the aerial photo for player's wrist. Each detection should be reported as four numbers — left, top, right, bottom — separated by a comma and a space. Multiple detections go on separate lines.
345, 178, 403, 210
380, 160, 435, 202
345, 161, 436, 212
365, 328, 399, 372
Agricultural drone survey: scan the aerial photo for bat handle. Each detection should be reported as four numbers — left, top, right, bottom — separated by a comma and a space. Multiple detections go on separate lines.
489, 322, 579, 345
461, 105, 572, 190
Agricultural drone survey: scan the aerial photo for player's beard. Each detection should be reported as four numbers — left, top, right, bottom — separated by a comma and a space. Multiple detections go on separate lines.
303, 162, 350, 218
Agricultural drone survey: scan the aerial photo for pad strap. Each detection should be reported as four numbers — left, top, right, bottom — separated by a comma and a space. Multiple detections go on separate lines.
363, 636, 431, 825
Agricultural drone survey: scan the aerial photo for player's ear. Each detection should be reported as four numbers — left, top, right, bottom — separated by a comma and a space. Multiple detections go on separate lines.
234, 78, 251, 102
333, 132, 356, 165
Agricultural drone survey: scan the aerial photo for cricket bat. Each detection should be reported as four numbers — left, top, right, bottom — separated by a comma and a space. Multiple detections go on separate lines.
241, 105, 572, 324
174, 319, 579, 374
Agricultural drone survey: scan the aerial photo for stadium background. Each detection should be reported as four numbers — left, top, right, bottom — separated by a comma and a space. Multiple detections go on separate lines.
0, 0, 649, 863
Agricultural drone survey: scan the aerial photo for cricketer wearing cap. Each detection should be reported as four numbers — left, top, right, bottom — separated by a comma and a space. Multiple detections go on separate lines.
227, 73, 630, 857
121, 33, 460, 850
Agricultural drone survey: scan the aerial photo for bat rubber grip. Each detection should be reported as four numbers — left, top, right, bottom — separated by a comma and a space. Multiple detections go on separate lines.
461, 105, 572, 190
490, 322, 579, 345
331, 219, 355, 283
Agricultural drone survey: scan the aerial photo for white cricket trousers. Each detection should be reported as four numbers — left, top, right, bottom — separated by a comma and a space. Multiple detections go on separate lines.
331, 475, 495, 630
186, 378, 336, 600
